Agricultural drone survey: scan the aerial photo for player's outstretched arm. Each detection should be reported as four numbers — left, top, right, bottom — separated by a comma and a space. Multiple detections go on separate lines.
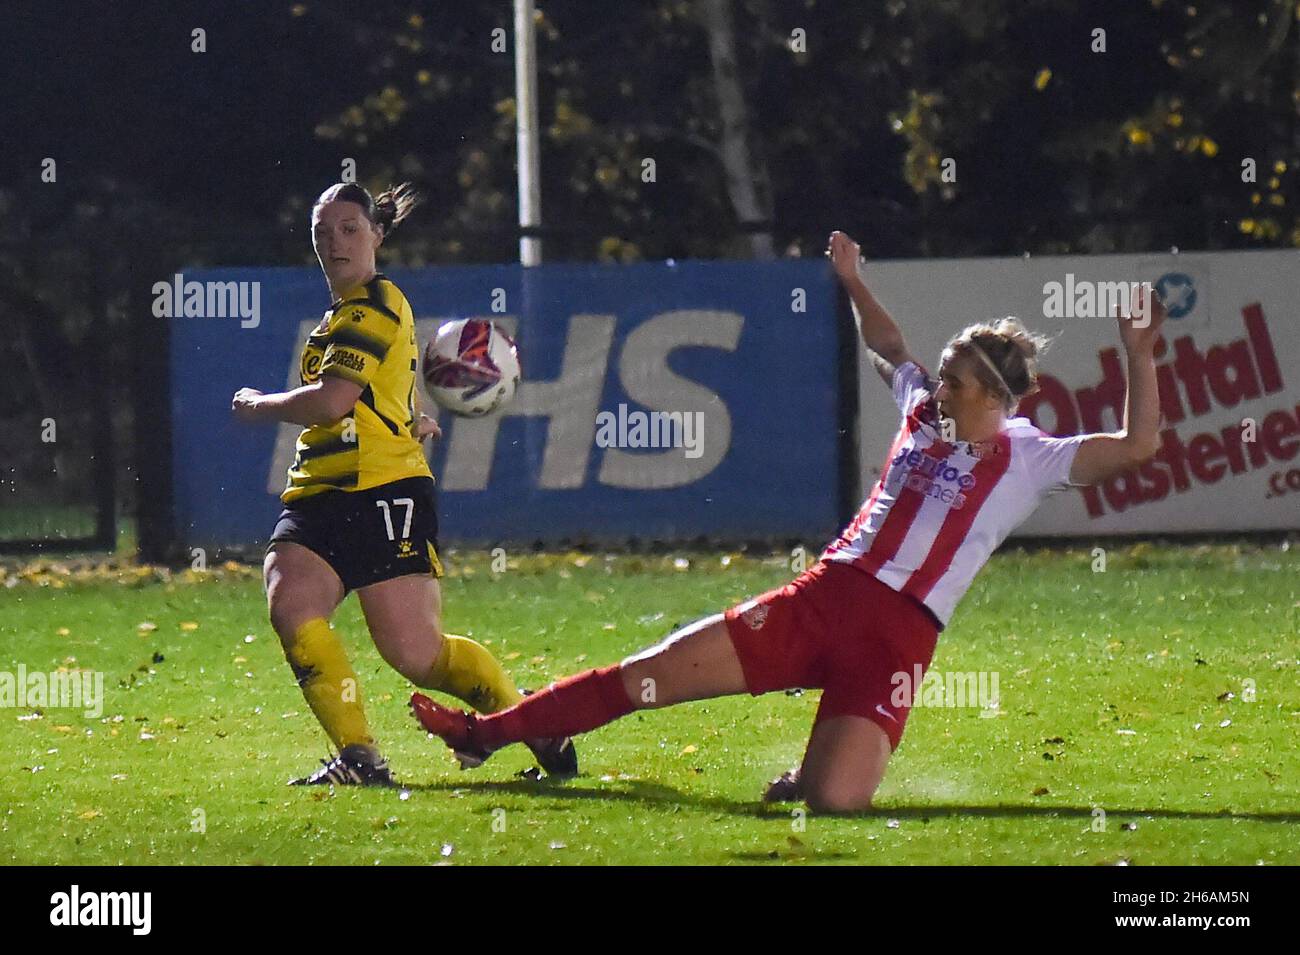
231, 376, 362, 427
1069, 284, 1165, 486
827, 230, 916, 386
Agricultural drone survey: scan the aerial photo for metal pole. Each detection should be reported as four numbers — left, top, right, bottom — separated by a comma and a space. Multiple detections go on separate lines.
515, 0, 542, 265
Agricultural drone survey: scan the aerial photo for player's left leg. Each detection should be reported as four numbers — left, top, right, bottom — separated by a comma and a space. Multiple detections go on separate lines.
360, 573, 579, 774
357, 573, 523, 714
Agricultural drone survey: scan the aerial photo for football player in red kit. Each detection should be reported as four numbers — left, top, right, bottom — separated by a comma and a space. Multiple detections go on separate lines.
412, 230, 1166, 811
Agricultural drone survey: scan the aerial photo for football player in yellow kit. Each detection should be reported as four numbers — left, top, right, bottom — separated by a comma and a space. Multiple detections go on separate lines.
232, 182, 575, 785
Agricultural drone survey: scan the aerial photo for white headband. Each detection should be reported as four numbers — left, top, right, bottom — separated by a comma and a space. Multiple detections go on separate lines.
965, 341, 1012, 399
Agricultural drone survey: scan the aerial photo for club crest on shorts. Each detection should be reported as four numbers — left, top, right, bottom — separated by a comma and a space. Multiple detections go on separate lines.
395, 539, 416, 558
737, 599, 770, 630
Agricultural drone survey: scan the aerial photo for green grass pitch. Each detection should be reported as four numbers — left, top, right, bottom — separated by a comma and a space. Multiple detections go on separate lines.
2, 543, 1297, 865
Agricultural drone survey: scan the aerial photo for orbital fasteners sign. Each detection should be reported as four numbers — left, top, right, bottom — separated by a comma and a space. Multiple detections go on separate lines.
855, 250, 1300, 534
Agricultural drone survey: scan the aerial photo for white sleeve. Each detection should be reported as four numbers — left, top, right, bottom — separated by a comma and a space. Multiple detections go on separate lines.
892, 361, 932, 416
1019, 432, 1092, 493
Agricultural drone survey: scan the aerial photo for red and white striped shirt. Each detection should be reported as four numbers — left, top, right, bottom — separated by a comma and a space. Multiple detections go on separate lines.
823, 362, 1087, 625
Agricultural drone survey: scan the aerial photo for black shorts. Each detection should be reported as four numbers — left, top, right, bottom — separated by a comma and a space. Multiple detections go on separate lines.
268, 476, 444, 593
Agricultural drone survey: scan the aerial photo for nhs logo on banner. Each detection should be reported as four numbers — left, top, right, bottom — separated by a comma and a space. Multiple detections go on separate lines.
431, 310, 738, 493
176, 261, 841, 550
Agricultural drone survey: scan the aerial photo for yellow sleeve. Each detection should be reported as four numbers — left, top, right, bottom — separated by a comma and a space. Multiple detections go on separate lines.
319, 302, 401, 387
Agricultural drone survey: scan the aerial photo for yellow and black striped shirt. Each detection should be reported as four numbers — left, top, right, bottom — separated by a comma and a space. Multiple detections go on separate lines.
282, 274, 432, 503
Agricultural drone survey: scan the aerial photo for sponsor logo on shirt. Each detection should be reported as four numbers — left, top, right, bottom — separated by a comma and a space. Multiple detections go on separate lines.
890, 446, 975, 509
331, 350, 367, 374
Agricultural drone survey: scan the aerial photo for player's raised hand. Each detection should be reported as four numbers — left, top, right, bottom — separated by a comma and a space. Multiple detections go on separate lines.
231, 387, 264, 422
1117, 282, 1166, 356
826, 231, 864, 284
413, 413, 442, 443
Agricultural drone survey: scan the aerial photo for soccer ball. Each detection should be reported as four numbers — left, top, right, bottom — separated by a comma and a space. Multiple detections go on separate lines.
421, 318, 521, 417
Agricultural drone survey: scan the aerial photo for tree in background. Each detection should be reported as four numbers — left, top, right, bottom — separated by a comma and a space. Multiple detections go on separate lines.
299, 0, 1300, 263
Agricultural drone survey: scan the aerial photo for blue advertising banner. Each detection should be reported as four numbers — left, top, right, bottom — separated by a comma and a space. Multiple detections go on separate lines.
168, 260, 842, 552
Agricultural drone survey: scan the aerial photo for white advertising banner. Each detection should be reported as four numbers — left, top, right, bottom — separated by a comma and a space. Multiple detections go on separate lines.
856, 250, 1300, 535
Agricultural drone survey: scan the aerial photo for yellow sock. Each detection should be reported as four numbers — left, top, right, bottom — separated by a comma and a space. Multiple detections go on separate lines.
423, 634, 524, 714
286, 618, 375, 752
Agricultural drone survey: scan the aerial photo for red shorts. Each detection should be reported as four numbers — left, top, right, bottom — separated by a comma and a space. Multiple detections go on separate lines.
723, 561, 941, 751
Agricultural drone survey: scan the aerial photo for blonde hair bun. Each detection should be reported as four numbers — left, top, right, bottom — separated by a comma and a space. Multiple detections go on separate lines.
948, 317, 1053, 407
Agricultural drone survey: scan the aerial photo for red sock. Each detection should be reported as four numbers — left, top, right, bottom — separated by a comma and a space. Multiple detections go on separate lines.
472, 665, 634, 750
